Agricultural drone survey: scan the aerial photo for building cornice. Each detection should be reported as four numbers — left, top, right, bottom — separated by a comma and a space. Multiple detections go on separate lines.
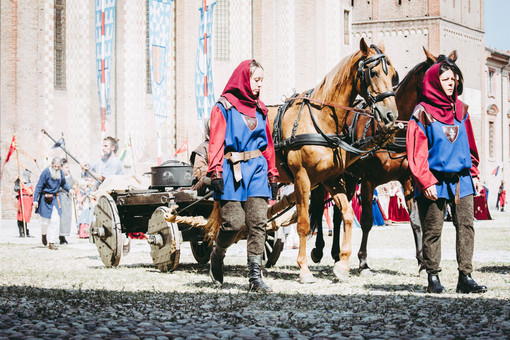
486, 48, 510, 69
353, 16, 484, 35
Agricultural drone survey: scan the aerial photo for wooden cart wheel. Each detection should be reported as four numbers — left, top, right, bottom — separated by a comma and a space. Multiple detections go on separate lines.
190, 240, 213, 264
263, 230, 283, 268
147, 206, 182, 272
91, 193, 123, 267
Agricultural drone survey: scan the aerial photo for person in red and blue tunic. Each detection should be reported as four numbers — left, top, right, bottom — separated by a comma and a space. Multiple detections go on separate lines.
406, 61, 487, 294
207, 60, 279, 292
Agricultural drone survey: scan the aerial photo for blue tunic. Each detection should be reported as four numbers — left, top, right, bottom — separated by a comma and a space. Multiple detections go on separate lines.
372, 189, 386, 226
215, 103, 271, 201
33, 168, 71, 219
414, 115, 475, 200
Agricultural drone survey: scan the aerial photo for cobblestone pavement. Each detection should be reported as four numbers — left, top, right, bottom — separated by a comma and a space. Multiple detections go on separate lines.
0, 209, 509, 339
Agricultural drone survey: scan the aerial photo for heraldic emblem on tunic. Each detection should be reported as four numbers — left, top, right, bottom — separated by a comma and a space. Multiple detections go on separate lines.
442, 125, 459, 143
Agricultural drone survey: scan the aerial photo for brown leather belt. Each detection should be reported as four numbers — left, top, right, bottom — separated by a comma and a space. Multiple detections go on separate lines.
433, 171, 461, 204
224, 150, 262, 182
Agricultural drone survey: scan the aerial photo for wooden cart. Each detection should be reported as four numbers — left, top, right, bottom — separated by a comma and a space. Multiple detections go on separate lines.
89, 188, 285, 272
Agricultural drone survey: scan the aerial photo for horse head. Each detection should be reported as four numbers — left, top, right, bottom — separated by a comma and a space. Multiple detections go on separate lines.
355, 38, 399, 127
395, 48, 459, 122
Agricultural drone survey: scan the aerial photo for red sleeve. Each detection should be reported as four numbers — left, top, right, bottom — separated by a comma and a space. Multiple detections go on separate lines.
207, 105, 226, 177
406, 119, 437, 193
262, 118, 279, 178
464, 113, 480, 178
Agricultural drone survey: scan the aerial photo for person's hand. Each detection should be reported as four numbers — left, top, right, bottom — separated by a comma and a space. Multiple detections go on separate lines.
268, 176, 278, 200
33, 202, 38, 210
423, 185, 437, 201
210, 178, 224, 195
80, 163, 90, 171
270, 183, 278, 200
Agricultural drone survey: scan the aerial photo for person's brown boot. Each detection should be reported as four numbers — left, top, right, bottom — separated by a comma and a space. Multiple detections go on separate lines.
48, 243, 58, 250
456, 273, 487, 294
209, 245, 227, 286
42, 234, 47, 246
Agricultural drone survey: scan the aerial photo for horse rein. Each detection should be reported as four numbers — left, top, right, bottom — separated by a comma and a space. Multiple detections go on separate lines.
284, 96, 372, 116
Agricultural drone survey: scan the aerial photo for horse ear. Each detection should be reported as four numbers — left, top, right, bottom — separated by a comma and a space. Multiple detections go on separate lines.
422, 47, 437, 63
448, 50, 458, 62
360, 38, 368, 55
376, 40, 385, 53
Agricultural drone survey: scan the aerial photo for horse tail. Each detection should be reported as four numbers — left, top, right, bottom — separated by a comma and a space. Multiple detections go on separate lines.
204, 200, 222, 245
309, 185, 326, 236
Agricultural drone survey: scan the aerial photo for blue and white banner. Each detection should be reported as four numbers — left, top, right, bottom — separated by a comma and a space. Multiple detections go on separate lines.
95, 0, 116, 128
195, 1, 216, 122
149, 0, 173, 123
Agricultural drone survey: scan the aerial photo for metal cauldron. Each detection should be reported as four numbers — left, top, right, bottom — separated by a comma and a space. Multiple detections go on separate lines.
147, 160, 193, 189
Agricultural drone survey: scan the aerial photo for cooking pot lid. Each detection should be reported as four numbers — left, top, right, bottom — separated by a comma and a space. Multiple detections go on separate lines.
157, 160, 192, 167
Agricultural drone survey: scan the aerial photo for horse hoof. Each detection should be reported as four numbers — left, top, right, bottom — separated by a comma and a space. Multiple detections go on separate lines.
333, 266, 349, 281
310, 248, 323, 263
358, 268, 373, 277
299, 273, 316, 284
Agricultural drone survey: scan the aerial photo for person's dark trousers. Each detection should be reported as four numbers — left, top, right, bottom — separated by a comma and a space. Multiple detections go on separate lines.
245, 197, 268, 256
451, 194, 475, 275
219, 197, 267, 255
418, 195, 474, 275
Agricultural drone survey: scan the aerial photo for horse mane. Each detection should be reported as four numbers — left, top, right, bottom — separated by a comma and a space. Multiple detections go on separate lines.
395, 58, 434, 93
311, 50, 363, 104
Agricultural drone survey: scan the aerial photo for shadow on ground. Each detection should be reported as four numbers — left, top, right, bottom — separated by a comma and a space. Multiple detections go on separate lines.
479, 264, 510, 274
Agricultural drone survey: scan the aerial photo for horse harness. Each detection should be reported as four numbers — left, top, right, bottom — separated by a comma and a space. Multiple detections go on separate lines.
272, 45, 398, 180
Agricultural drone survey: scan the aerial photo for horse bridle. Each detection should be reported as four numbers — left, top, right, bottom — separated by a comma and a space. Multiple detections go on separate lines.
356, 45, 398, 121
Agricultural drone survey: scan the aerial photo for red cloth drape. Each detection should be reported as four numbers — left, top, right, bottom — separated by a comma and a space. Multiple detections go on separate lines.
474, 189, 492, 220
387, 194, 410, 222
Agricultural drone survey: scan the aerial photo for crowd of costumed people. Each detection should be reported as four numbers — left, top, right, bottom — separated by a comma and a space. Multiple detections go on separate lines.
321, 179, 493, 231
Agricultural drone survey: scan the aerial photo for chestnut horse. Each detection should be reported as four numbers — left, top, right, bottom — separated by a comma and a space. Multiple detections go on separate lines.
309, 49, 459, 275
267, 38, 399, 283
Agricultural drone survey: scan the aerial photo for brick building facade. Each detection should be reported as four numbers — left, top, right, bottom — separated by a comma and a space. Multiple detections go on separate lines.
1, 0, 353, 218
484, 48, 510, 197
2, 0, 505, 217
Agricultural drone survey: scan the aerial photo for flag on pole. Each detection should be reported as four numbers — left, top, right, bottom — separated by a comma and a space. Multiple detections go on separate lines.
1, 135, 16, 179
174, 139, 188, 156
95, 0, 116, 136
119, 142, 130, 162
51, 137, 65, 149
491, 165, 500, 176
195, 0, 216, 123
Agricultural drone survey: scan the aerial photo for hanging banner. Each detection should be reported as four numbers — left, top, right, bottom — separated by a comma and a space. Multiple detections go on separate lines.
150, 0, 173, 122
95, 0, 116, 135
195, 0, 216, 123
150, 0, 173, 163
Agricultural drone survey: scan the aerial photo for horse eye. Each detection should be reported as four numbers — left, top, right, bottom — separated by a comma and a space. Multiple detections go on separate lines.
371, 70, 378, 77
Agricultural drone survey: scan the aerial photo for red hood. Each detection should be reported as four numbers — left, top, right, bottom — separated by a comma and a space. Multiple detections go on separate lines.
419, 62, 463, 124
221, 59, 267, 117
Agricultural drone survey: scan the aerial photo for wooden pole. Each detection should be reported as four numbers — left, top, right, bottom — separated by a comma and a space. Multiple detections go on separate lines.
15, 145, 27, 237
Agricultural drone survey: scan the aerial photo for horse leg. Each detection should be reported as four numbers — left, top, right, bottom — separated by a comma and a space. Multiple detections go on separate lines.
327, 190, 352, 281
358, 180, 375, 276
310, 185, 326, 263
331, 205, 341, 262
294, 169, 315, 283
402, 178, 425, 275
